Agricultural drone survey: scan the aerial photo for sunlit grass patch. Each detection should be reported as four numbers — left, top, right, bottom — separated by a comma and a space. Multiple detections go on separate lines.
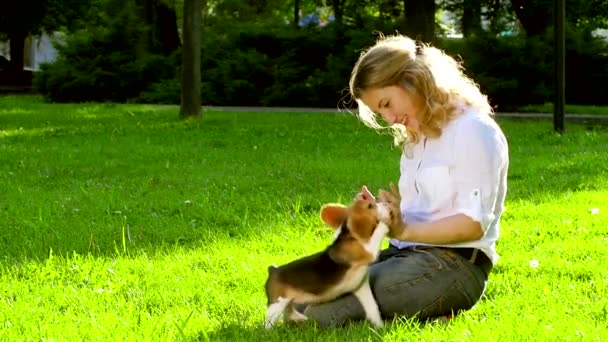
0, 95, 607, 340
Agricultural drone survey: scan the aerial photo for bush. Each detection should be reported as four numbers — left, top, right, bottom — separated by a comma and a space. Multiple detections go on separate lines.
34, 1, 176, 103
439, 29, 608, 110
562, 28, 608, 105
35, 13, 608, 108
439, 34, 553, 111
198, 25, 331, 107
196, 24, 381, 108
138, 78, 181, 104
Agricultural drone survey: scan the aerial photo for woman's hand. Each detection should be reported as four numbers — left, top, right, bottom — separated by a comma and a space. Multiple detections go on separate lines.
375, 183, 484, 244
378, 183, 406, 239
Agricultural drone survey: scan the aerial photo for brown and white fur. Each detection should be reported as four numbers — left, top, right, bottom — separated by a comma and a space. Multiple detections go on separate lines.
264, 192, 390, 329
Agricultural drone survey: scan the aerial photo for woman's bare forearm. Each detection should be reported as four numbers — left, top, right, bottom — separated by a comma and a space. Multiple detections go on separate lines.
392, 214, 483, 245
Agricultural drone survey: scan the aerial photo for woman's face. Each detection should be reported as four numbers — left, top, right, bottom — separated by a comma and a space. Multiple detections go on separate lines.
360, 85, 421, 132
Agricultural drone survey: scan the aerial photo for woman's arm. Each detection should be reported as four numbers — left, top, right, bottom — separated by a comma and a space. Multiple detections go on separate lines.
390, 214, 483, 244
378, 184, 483, 244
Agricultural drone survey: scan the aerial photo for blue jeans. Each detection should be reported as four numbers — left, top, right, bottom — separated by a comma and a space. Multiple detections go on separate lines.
303, 246, 491, 327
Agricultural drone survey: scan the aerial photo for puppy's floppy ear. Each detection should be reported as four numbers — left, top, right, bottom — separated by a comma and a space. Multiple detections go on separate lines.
320, 204, 347, 229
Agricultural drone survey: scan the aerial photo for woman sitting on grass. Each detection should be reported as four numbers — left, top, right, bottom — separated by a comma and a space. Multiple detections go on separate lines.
303, 34, 509, 327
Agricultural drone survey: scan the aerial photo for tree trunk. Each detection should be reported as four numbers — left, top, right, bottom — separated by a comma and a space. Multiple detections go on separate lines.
487, 0, 502, 34
8, 31, 26, 71
180, 0, 201, 119
462, 0, 482, 37
332, 0, 346, 46
332, 0, 344, 26
157, 1, 180, 55
511, 0, 551, 36
402, 0, 435, 43
294, 0, 300, 28
134, 0, 154, 59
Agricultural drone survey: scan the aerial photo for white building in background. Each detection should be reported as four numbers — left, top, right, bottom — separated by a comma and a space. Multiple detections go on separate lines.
0, 32, 60, 71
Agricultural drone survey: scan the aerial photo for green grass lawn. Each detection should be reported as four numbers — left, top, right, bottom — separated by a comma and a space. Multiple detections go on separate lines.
517, 103, 608, 115
1, 95, 607, 341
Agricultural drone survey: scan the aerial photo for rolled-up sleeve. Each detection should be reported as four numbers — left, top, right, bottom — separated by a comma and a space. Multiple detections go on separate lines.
450, 118, 508, 234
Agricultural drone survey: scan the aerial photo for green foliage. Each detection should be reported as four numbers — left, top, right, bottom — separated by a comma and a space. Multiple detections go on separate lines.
139, 78, 182, 104
0, 2, 48, 35
29, 0, 608, 108
194, 25, 608, 109
439, 34, 553, 110
518, 103, 608, 115
439, 28, 608, 110
34, 0, 176, 102
0, 0, 93, 35
562, 28, 608, 105
190, 24, 376, 107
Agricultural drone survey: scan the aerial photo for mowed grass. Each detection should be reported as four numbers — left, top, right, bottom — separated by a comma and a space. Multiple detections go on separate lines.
1, 95, 607, 341
517, 103, 608, 115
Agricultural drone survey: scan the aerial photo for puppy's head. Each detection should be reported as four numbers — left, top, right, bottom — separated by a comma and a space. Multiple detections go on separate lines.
320, 193, 390, 264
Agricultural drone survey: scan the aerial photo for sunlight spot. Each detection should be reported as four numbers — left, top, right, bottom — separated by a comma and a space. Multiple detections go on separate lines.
0, 108, 35, 115
0, 126, 64, 138
590, 208, 600, 215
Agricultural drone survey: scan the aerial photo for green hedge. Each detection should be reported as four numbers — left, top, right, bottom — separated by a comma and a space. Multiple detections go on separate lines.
35, 22, 608, 110
34, 0, 177, 103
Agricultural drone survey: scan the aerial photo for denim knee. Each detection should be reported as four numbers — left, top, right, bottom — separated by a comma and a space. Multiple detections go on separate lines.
370, 247, 487, 320
303, 294, 366, 328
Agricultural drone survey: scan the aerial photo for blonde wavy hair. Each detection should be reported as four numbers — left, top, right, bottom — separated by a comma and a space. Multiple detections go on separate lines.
349, 34, 492, 146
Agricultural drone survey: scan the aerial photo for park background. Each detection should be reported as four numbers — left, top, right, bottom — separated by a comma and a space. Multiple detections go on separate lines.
1, 0, 608, 112
1, 1, 608, 341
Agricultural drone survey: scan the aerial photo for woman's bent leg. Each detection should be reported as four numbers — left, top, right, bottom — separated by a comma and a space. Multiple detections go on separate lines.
303, 246, 489, 327
371, 246, 488, 319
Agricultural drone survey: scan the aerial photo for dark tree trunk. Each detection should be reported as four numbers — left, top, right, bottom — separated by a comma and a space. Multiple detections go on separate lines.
294, 0, 300, 28
402, 0, 435, 43
511, 0, 551, 36
180, 0, 201, 119
135, 0, 180, 56
462, 0, 482, 37
8, 31, 26, 71
135, 0, 154, 58
332, 0, 346, 46
332, 0, 344, 26
157, 1, 180, 55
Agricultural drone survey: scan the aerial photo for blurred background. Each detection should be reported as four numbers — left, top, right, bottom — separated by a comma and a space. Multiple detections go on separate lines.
1, 0, 607, 111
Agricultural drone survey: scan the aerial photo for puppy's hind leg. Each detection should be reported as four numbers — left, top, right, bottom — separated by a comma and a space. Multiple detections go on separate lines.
265, 297, 291, 329
353, 278, 383, 328
285, 302, 308, 323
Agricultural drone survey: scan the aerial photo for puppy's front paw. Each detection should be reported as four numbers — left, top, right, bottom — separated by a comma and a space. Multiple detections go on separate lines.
370, 317, 384, 329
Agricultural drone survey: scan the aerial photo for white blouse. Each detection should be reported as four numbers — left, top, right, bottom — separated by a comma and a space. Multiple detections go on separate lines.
389, 106, 509, 264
